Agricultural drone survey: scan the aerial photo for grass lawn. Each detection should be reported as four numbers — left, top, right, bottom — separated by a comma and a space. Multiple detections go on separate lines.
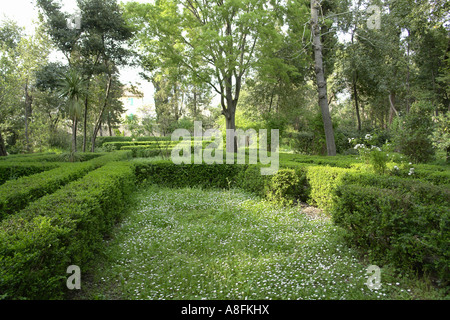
76, 185, 443, 300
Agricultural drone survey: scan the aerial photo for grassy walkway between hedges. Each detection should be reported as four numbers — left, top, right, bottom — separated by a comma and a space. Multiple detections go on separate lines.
77, 185, 442, 300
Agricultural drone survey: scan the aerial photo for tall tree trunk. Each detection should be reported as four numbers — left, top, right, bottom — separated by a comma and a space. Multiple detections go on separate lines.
72, 117, 78, 154
352, 71, 361, 131
311, 0, 336, 156
82, 77, 92, 153
24, 79, 33, 152
91, 75, 113, 152
107, 113, 113, 136
0, 130, 7, 157
224, 106, 237, 153
388, 92, 398, 126
406, 28, 411, 113
193, 90, 197, 119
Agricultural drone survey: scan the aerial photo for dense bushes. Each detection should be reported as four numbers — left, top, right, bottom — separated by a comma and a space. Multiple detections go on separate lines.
284, 165, 449, 284
0, 162, 62, 185
332, 184, 449, 284
135, 160, 245, 188
0, 161, 135, 299
0, 150, 132, 219
0, 152, 103, 163
392, 107, 436, 163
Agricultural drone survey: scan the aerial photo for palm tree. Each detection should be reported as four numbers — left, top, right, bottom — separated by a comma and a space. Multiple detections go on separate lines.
58, 69, 86, 155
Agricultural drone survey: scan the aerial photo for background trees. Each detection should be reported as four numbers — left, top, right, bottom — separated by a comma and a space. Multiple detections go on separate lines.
0, 0, 448, 163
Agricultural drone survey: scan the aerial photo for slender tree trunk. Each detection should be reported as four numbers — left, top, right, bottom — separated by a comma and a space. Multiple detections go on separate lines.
0, 130, 7, 157
72, 117, 78, 154
224, 107, 237, 153
406, 28, 411, 113
193, 90, 197, 119
388, 92, 398, 125
24, 79, 33, 152
352, 71, 361, 131
107, 113, 113, 136
82, 77, 92, 153
91, 75, 113, 152
311, 0, 336, 156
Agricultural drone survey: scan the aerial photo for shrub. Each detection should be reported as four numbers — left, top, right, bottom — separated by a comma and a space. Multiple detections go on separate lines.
392, 106, 435, 163
265, 168, 308, 206
0, 162, 61, 185
134, 160, 245, 189
332, 184, 449, 284
0, 161, 135, 299
95, 136, 133, 148
290, 131, 314, 155
0, 151, 132, 219
303, 165, 352, 212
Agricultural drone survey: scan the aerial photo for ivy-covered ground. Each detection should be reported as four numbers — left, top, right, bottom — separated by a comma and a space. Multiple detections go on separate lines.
77, 185, 441, 300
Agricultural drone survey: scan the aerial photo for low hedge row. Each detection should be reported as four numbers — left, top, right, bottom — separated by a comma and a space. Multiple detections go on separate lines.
0, 151, 132, 220
332, 184, 449, 283
0, 152, 103, 163
95, 136, 172, 147
0, 160, 136, 299
293, 166, 449, 284
0, 162, 62, 185
102, 139, 219, 152
135, 160, 246, 188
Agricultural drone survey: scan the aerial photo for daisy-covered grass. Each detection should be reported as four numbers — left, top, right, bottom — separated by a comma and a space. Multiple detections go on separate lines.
81, 185, 436, 300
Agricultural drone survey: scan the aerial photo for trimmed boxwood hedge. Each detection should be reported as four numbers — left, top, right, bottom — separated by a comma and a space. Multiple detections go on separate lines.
332, 184, 449, 283
0, 152, 104, 163
0, 162, 62, 185
0, 160, 135, 299
135, 160, 246, 188
0, 151, 132, 220
95, 136, 171, 148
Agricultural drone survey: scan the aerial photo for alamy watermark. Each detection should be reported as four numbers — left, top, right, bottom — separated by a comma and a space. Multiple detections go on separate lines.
67, 12, 82, 30
366, 265, 381, 290
66, 265, 81, 290
366, 5, 381, 30
171, 121, 279, 176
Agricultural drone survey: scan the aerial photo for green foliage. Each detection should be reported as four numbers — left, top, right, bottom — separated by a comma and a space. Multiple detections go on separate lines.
303, 165, 352, 211
0, 160, 135, 299
290, 131, 315, 154
0, 151, 131, 219
134, 161, 245, 189
332, 184, 449, 285
265, 168, 308, 206
430, 113, 450, 161
392, 103, 436, 163
0, 162, 61, 185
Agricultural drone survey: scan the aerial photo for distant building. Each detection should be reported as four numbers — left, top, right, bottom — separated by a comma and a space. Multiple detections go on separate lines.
118, 85, 157, 136
120, 86, 145, 118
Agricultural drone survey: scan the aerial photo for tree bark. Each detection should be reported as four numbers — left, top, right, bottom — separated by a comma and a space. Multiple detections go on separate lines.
352, 71, 361, 131
91, 74, 113, 152
82, 78, 91, 153
311, 0, 336, 156
388, 92, 398, 125
0, 130, 7, 157
72, 117, 78, 154
224, 106, 237, 153
24, 79, 33, 152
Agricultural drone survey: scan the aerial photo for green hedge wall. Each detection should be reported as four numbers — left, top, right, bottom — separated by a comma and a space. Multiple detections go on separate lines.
0, 161, 135, 299
332, 184, 449, 283
135, 160, 246, 188
0, 162, 62, 185
0, 152, 103, 163
0, 151, 132, 220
